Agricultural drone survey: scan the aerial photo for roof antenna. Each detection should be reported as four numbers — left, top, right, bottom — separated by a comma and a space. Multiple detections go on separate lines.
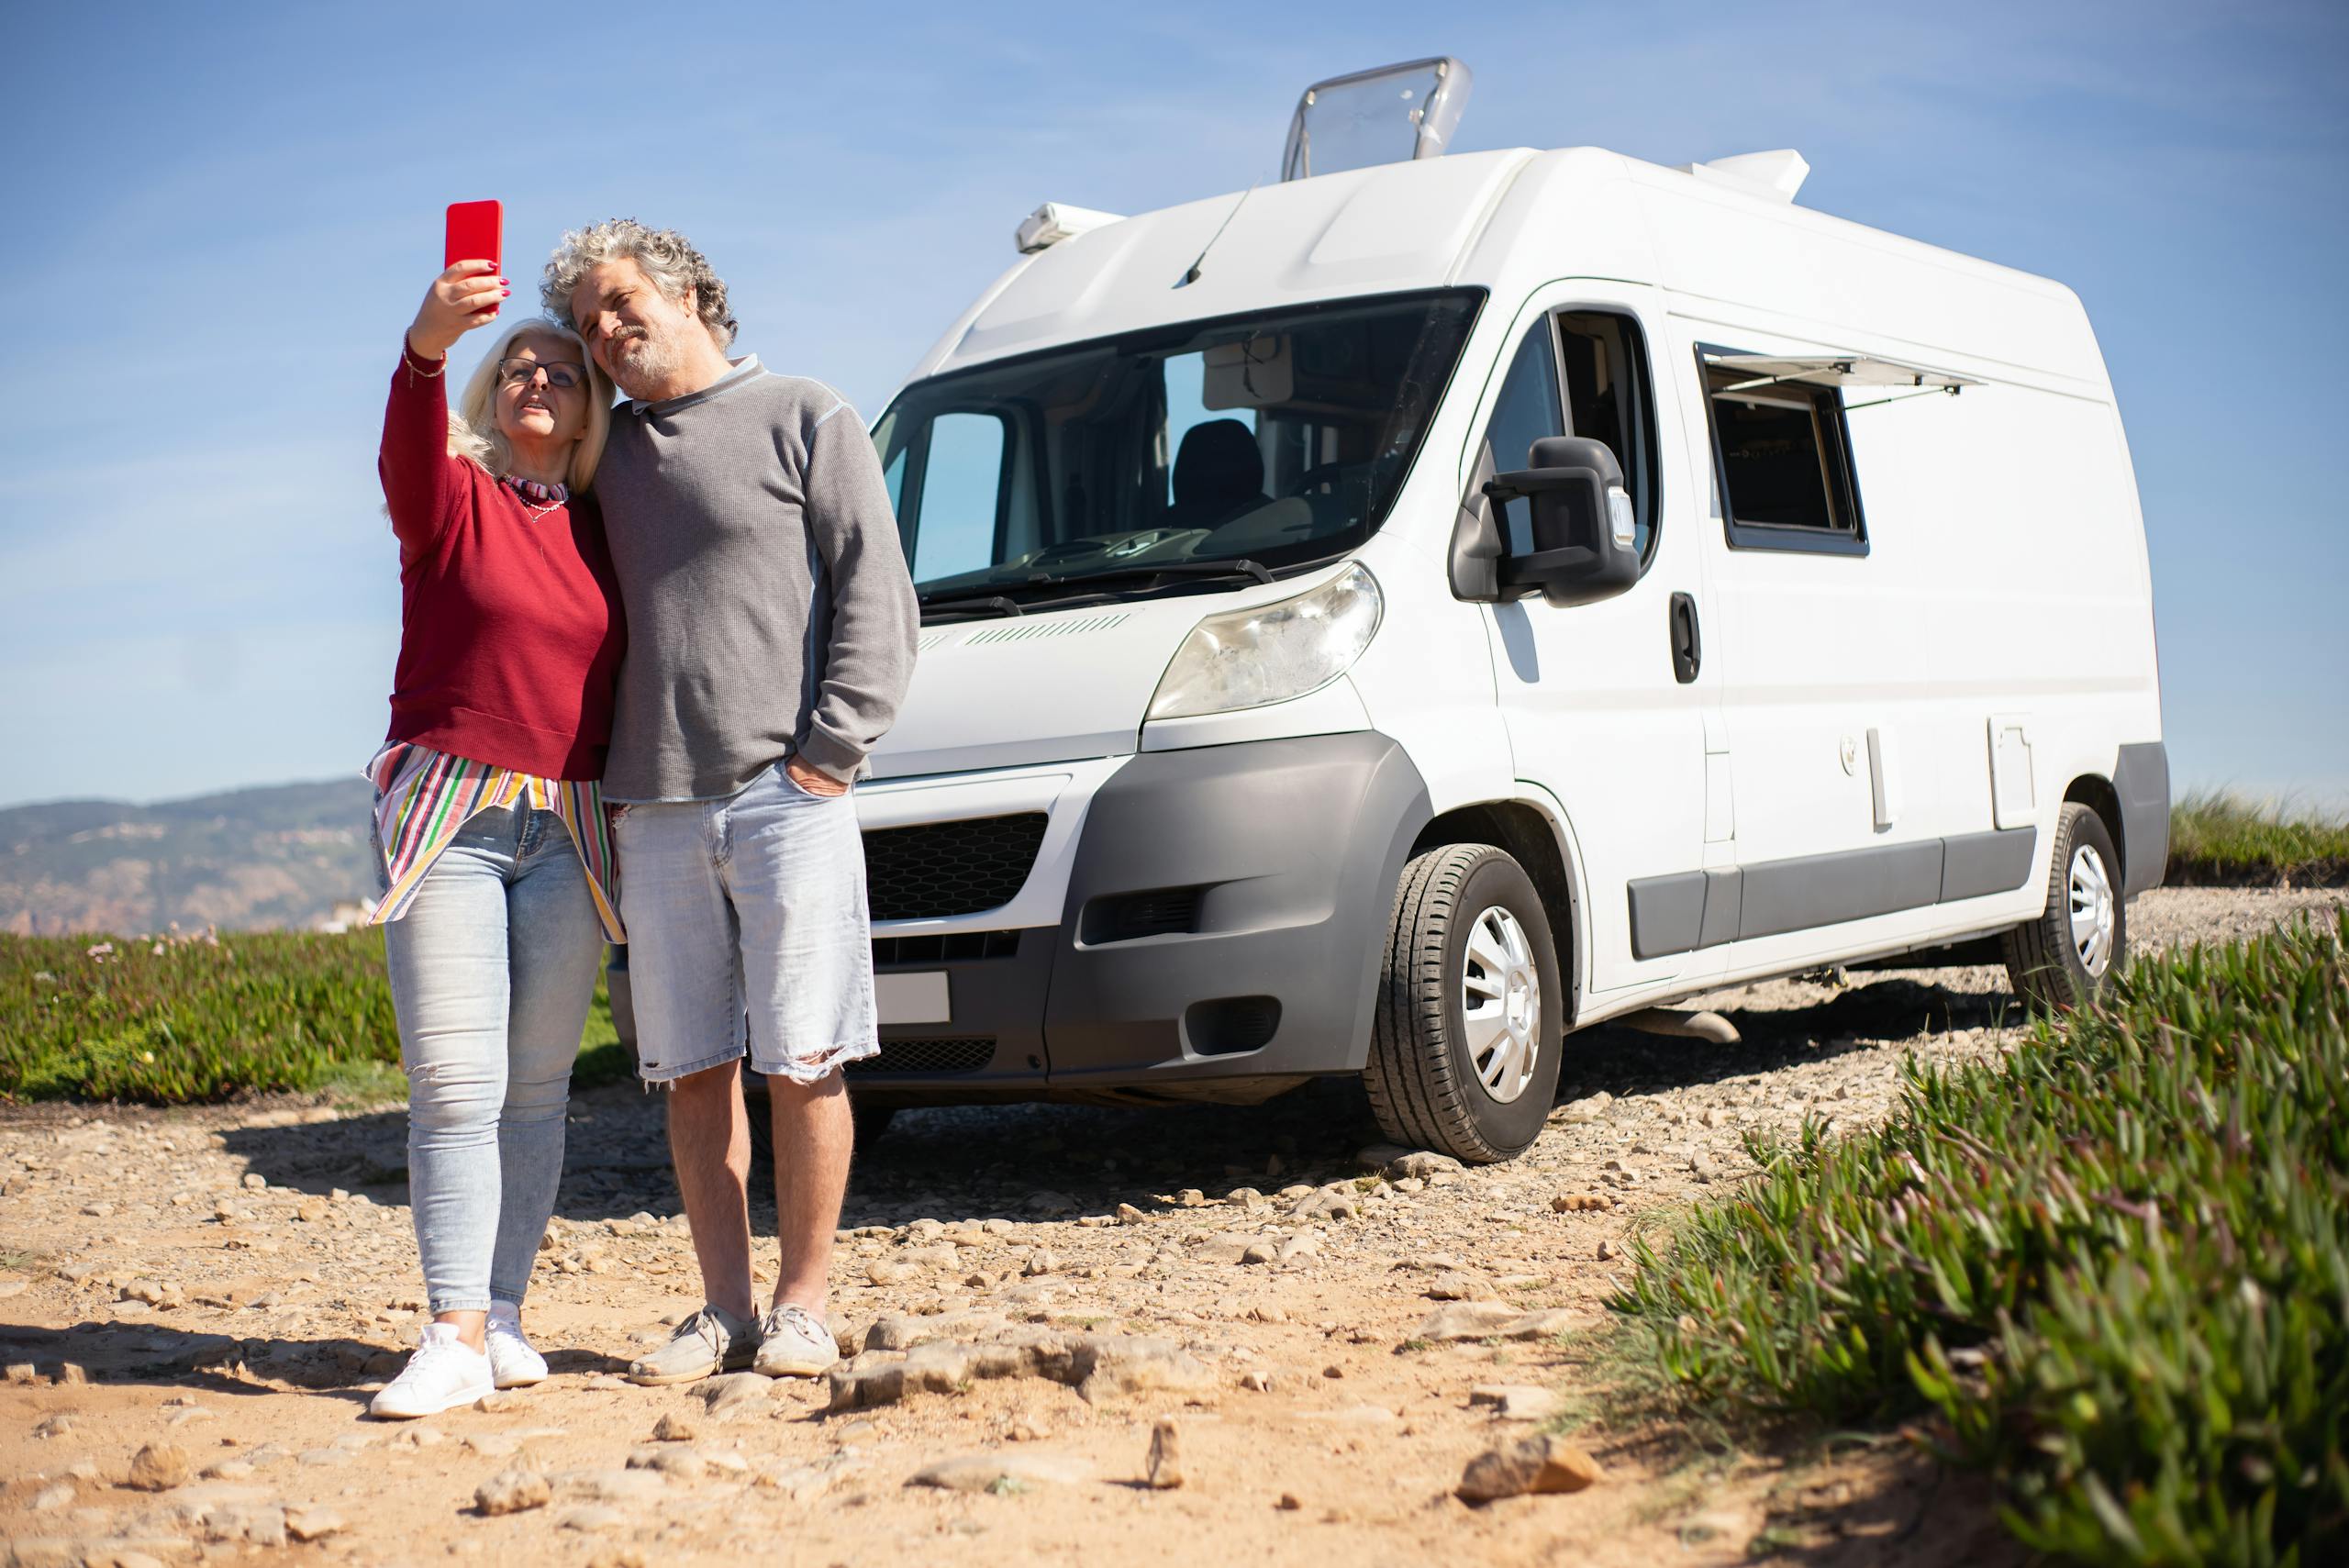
1175, 183, 1256, 289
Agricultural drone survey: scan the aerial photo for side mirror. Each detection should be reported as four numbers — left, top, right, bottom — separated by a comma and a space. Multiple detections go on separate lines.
1486, 436, 1640, 608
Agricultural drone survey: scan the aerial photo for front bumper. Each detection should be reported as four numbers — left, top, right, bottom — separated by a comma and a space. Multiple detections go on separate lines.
853, 731, 1431, 1104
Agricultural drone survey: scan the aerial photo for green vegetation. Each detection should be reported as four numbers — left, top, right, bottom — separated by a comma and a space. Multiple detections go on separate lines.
1614, 912, 2349, 1564
2169, 791, 2349, 886
0, 930, 623, 1104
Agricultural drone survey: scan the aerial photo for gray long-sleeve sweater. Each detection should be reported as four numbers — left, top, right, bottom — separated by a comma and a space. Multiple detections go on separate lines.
593, 357, 919, 801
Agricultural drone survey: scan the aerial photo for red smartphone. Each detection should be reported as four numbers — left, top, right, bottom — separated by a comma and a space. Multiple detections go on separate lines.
444, 200, 503, 270
444, 200, 503, 317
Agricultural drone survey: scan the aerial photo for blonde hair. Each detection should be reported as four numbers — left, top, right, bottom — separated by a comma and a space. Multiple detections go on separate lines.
450, 317, 613, 492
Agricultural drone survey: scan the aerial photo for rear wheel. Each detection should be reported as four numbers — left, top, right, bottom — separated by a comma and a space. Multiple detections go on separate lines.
1365, 843, 1564, 1163
2002, 802, 2127, 1011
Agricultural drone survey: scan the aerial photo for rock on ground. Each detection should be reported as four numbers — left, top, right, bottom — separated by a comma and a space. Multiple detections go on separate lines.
475, 1468, 552, 1515
283, 1503, 346, 1541
1469, 1384, 1562, 1422
124, 1442, 192, 1491
1458, 1434, 1608, 1501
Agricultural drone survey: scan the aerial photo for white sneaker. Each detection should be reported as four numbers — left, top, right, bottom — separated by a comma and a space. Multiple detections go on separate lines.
485, 1302, 547, 1388
751, 1303, 839, 1378
369, 1323, 493, 1418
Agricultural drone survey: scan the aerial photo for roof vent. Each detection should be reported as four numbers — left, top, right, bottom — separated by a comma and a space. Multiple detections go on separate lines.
1015, 202, 1123, 255
1281, 57, 1473, 182
1685, 149, 1810, 204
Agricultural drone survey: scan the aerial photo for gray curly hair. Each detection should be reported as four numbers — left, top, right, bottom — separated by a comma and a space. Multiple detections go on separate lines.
540, 218, 738, 349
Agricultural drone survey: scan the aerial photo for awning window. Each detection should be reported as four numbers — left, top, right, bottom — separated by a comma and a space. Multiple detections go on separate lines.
1702, 351, 1978, 396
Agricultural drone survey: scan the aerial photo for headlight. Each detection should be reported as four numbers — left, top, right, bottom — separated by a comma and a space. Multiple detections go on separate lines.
1146, 562, 1382, 721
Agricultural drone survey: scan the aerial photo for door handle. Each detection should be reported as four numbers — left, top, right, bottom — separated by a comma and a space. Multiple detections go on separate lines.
1669, 592, 1701, 684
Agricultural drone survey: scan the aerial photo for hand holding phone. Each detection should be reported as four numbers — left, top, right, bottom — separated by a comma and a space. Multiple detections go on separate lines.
406, 201, 509, 361
406, 260, 507, 362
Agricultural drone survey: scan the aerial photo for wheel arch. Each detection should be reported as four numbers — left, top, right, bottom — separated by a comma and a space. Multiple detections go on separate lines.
2062, 773, 2127, 885
1410, 795, 1585, 1024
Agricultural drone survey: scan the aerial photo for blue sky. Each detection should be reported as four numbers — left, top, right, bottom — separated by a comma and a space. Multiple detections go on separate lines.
3, 0, 2344, 809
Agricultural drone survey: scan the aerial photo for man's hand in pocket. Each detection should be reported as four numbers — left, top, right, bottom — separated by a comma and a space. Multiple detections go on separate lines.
785, 757, 850, 797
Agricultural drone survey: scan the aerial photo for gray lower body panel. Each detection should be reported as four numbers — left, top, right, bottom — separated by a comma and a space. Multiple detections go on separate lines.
1626, 874, 1707, 962
1940, 827, 2041, 903
2114, 740, 2170, 896
1740, 840, 1945, 940
1044, 731, 1431, 1082
1628, 827, 2038, 960
852, 732, 1432, 1099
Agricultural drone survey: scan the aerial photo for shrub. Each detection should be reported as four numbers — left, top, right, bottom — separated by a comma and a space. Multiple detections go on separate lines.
1, 930, 620, 1103
1614, 913, 2349, 1564
2169, 792, 2349, 886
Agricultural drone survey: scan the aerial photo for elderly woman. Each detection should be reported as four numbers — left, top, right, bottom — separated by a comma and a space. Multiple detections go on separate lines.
364, 260, 625, 1418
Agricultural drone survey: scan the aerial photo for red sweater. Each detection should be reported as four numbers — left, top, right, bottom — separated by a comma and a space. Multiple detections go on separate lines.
378, 344, 625, 780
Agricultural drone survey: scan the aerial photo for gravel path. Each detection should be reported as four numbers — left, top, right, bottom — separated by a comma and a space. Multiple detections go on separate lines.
2, 886, 2337, 1566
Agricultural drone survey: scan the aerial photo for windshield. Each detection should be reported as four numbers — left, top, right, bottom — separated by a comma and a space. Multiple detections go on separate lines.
872, 290, 1482, 606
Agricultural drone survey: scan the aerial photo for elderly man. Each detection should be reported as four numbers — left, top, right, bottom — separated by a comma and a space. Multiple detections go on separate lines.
541, 220, 918, 1384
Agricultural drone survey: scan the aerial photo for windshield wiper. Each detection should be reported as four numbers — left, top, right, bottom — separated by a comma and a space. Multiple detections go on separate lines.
918, 586, 1133, 625
918, 558, 1275, 617
1054, 559, 1276, 588
919, 594, 1025, 621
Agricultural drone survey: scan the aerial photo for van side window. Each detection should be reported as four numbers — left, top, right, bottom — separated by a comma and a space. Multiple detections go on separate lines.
1481, 324, 1564, 557
1701, 354, 1867, 554
901, 409, 1013, 582
1557, 312, 1660, 562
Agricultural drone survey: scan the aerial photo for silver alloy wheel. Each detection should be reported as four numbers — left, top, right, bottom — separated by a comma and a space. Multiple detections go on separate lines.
1460, 904, 1542, 1103
2067, 843, 2117, 976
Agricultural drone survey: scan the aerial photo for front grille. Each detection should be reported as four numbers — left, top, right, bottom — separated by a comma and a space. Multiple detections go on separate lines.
872, 929, 1021, 965
863, 814, 1048, 921
848, 1037, 996, 1075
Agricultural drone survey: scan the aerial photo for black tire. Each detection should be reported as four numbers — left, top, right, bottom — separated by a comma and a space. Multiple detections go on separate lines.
742, 1077, 896, 1168
1365, 843, 1564, 1163
2003, 802, 2127, 1012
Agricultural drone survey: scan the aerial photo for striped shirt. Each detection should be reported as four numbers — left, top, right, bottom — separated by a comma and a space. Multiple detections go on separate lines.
363, 742, 623, 943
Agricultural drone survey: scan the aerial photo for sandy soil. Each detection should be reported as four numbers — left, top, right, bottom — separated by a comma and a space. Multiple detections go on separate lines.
4, 886, 2339, 1567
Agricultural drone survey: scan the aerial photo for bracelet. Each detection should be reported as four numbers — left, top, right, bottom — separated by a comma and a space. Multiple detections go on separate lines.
401, 341, 448, 380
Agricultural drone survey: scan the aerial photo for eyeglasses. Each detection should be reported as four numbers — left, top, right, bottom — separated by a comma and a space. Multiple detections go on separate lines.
496, 358, 587, 390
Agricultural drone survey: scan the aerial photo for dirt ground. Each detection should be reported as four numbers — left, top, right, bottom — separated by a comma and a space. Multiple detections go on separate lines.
5, 886, 2341, 1568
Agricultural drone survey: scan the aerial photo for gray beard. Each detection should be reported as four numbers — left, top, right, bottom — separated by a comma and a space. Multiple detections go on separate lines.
608, 332, 680, 399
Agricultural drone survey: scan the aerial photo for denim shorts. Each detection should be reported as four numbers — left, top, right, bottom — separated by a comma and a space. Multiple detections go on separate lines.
612, 761, 880, 1085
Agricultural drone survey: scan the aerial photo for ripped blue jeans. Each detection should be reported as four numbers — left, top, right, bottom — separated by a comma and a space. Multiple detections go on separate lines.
381, 805, 604, 1315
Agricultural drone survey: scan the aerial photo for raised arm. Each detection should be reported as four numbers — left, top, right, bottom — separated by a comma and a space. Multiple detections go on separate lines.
379, 260, 507, 562
795, 399, 921, 784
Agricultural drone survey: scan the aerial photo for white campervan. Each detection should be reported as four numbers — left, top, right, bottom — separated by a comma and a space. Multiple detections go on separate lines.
842, 59, 2166, 1162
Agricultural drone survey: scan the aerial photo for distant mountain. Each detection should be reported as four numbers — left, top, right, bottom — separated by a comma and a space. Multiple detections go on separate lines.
0, 778, 376, 935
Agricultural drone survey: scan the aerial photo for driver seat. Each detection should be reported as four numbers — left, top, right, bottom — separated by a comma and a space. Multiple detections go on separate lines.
1165, 419, 1265, 531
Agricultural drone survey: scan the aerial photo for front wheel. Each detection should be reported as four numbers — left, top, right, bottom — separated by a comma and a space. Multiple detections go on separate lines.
1365, 843, 1564, 1164
2002, 802, 2127, 1011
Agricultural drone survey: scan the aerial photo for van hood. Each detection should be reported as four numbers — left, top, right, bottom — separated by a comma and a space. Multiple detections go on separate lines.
869, 599, 1205, 779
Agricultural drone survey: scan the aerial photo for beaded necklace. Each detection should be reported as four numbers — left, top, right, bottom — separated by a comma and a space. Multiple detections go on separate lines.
502, 474, 568, 519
